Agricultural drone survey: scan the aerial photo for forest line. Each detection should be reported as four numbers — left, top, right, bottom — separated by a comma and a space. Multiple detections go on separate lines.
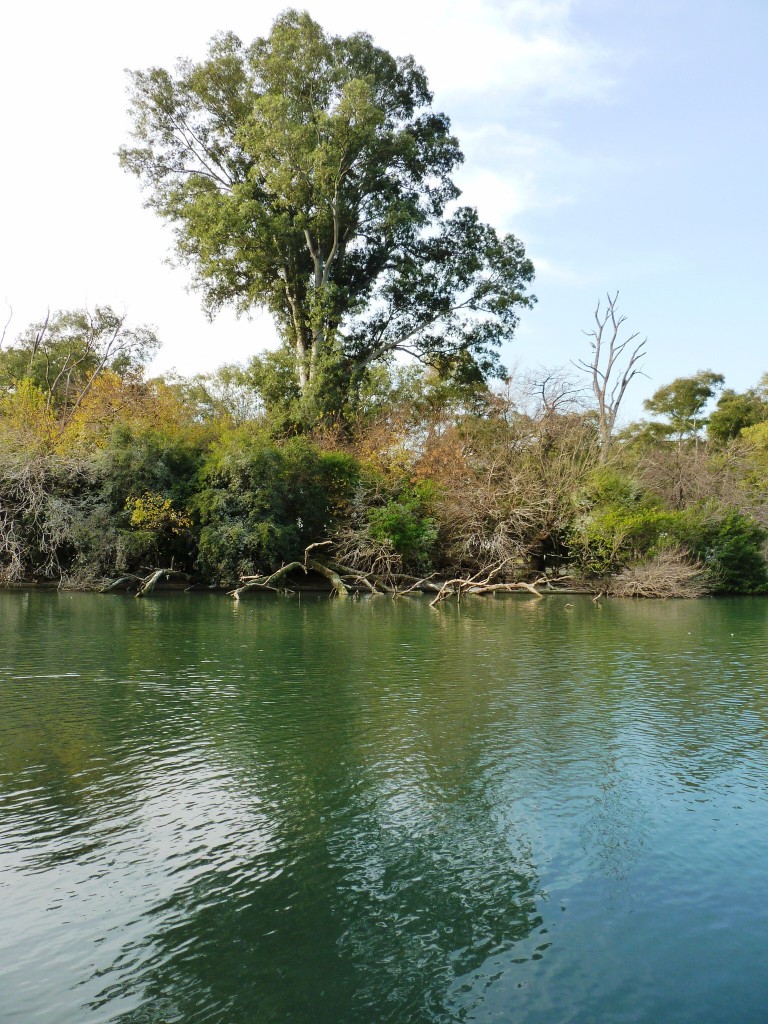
2, 11, 766, 597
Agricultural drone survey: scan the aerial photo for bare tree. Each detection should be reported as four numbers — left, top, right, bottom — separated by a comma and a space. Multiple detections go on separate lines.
575, 292, 646, 457
526, 367, 586, 417
0, 304, 12, 350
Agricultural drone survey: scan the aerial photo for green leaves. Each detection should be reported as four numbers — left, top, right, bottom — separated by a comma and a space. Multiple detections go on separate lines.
120, 11, 534, 420
195, 430, 358, 582
707, 386, 768, 443
0, 307, 160, 424
642, 370, 724, 439
366, 484, 438, 567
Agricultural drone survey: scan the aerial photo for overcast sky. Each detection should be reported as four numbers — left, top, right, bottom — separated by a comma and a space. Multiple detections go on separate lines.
2, 0, 766, 419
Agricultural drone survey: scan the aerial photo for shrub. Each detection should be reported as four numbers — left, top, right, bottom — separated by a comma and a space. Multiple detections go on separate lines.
366, 484, 439, 568
195, 431, 358, 583
571, 488, 768, 593
569, 505, 683, 577
685, 509, 768, 593
607, 548, 706, 599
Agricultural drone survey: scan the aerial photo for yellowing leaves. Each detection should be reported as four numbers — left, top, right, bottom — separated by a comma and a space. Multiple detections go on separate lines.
0, 380, 56, 453
125, 492, 192, 536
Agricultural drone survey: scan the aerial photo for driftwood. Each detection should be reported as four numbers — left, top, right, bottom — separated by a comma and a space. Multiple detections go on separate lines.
230, 561, 304, 600
429, 561, 550, 607
230, 544, 350, 600
101, 568, 190, 597
229, 542, 437, 600
136, 569, 171, 597
227, 544, 583, 605
101, 574, 144, 593
308, 558, 348, 596
100, 545, 587, 606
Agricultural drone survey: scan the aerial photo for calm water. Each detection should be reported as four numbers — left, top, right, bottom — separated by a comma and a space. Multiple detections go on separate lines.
1, 591, 767, 1024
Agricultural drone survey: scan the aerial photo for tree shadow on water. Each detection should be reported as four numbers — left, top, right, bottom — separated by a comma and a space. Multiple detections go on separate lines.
88, 791, 543, 1024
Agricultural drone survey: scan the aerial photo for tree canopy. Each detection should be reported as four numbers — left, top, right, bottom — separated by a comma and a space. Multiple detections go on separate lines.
642, 370, 724, 440
119, 9, 535, 420
707, 377, 768, 443
0, 306, 159, 428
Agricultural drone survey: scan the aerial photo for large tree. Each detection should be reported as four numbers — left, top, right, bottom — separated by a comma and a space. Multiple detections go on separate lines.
643, 370, 724, 441
119, 10, 535, 416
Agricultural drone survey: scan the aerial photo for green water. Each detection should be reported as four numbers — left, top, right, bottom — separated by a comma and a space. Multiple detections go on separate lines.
1, 591, 767, 1023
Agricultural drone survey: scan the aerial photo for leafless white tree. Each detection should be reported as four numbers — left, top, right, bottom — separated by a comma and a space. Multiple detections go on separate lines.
0, 304, 12, 350
575, 292, 646, 457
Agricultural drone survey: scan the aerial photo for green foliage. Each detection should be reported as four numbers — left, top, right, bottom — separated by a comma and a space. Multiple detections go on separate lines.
742, 419, 768, 451
243, 349, 302, 424
571, 464, 767, 592
195, 430, 358, 582
642, 370, 724, 440
179, 365, 264, 426
681, 509, 768, 593
367, 482, 438, 567
85, 425, 206, 573
707, 387, 768, 443
95, 425, 204, 508
0, 379, 56, 451
570, 504, 683, 577
120, 11, 534, 420
577, 468, 646, 509
126, 492, 175, 533
0, 307, 159, 419
0, 362, 204, 583
615, 418, 676, 450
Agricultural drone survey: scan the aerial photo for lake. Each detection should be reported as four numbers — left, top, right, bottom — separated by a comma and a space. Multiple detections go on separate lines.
1, 590, 767, 1023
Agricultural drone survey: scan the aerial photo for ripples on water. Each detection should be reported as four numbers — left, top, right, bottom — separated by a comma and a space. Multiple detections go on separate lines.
1, 592, 767, 1023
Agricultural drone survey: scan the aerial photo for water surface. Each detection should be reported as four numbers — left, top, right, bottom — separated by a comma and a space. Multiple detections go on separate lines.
1, 591, 767, 1023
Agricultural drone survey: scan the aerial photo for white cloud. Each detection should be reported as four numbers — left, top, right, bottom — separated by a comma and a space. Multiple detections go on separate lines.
531, 256, 602, 288
352, 0, 615, 103
454, 125, 577, 223
0, 0, 620, 371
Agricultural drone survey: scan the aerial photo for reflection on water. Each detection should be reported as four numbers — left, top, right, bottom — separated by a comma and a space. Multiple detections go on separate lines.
1, 592, 767, 1023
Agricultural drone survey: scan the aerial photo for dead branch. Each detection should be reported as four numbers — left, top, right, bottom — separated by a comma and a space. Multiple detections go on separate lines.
231, 561, 306, 599
135, 568, 190, 597
607, 549, 706, 599
303, 540, 333, 566
230, 545, 349, 600
0, 304, 12, 349
430, 572, 550, 607
100, 574, 144, 593
574, 291, 647, 456
429, 560, 519, 607
306, 558, 348, 597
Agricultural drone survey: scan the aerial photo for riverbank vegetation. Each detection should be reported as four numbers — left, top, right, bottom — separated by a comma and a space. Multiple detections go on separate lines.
1, 310, 766, 597
2, 12, 766, 598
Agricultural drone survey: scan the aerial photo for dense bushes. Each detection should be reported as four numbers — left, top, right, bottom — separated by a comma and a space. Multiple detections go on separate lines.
195, 432, 358, 584
688, 509, 768, 592
1, 341, 767, 595
569, 469, 767, 593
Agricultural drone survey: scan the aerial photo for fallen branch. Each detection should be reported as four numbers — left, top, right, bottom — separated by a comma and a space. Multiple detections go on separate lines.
303, 540, 333, 566
100, 574, 143, 593
430, 569, 549, 607
224, 544, 577, 605
429, 560, 516, 607
101, 568, 190, 596
306, 558, 348, 597
230, 561, 305, 600
230, 548, 349, 600
135, 568, 190, 597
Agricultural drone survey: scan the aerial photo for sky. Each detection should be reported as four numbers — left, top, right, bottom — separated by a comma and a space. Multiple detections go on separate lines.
1, 0, 766, 421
